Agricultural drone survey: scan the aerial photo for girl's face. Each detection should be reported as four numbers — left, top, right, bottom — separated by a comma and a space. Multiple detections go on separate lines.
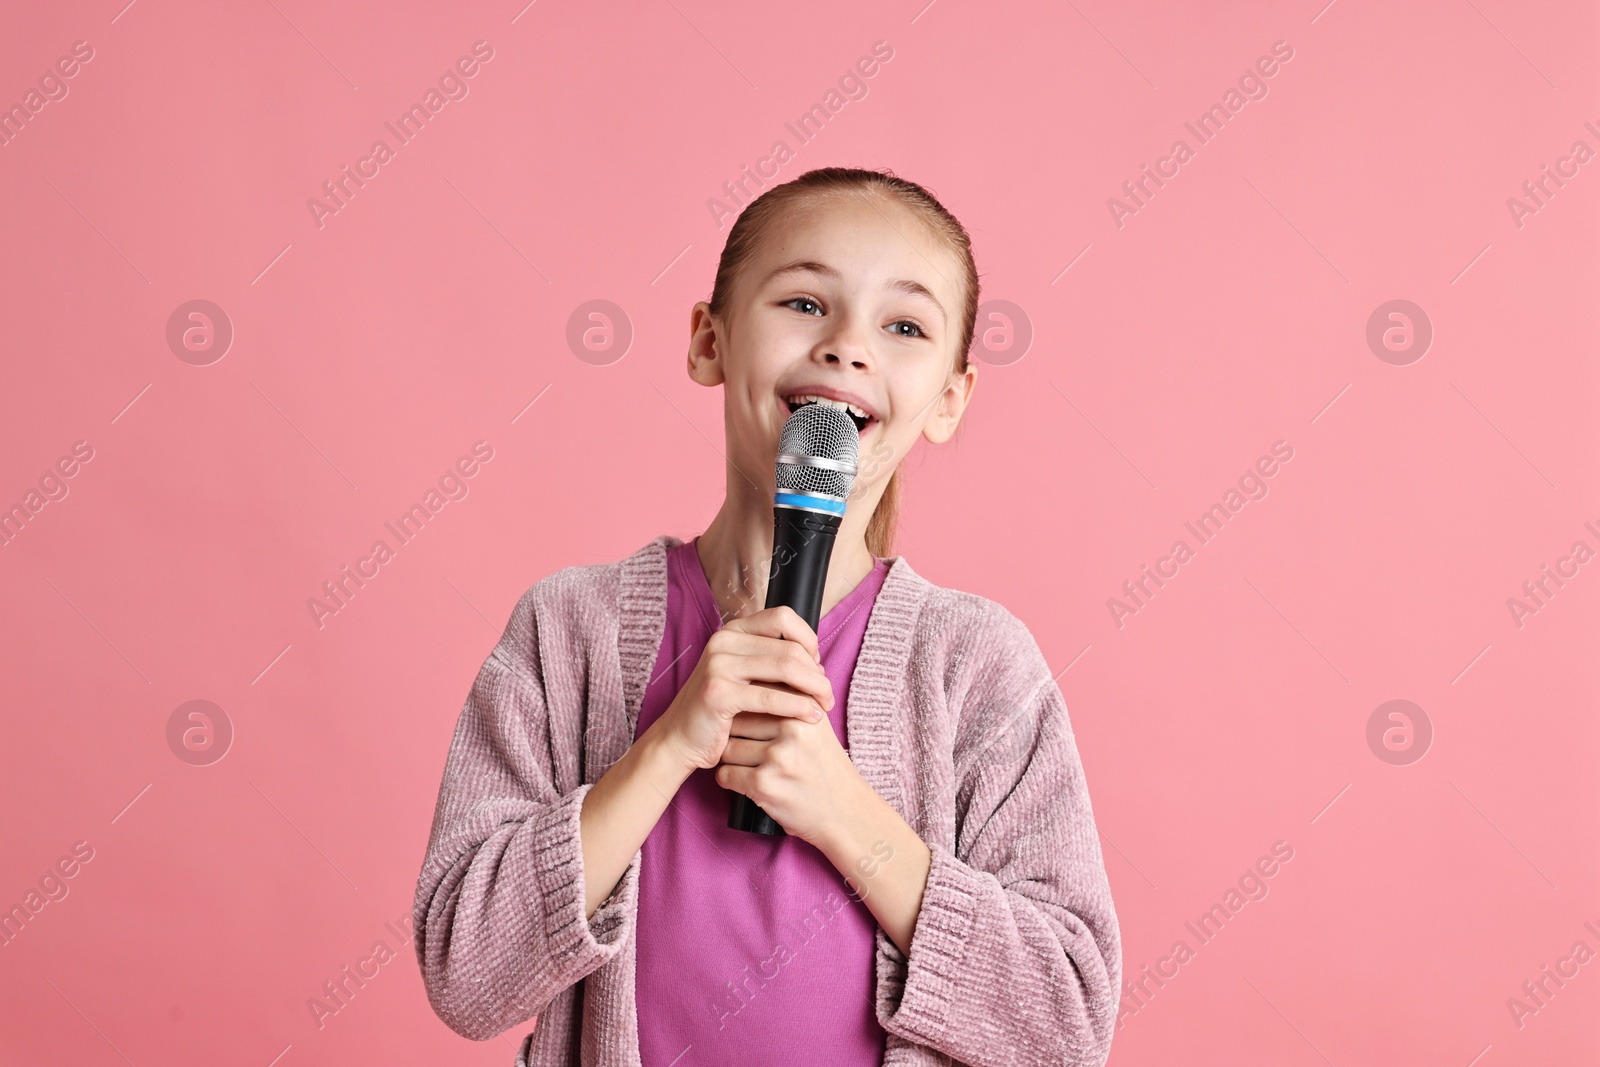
687, 192, 978, 509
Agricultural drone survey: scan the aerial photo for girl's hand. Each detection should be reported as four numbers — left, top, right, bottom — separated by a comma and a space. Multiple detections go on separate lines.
713, 709, 869, 847
653, 606, 835, 772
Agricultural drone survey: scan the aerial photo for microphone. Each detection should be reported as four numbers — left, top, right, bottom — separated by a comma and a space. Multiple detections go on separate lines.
727, 400, 861, 836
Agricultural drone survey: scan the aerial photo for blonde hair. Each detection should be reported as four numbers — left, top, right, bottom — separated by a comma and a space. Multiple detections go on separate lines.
707, 167, 979, 559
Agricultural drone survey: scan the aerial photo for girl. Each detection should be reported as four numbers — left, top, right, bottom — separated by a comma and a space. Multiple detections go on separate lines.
414, 167, 1122, 1066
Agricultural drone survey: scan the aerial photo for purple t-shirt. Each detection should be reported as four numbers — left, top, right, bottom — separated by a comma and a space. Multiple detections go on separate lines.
632, 535, 891, 1066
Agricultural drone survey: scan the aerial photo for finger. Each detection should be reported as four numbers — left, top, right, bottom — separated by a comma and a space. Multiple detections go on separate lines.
715, 763, 760, 801
710, 633, 833, 711
742, 681, 828, 722
722, 605, 820, 663
718, 736, 765, 766
728, 712, 782, 740
747, 651, 834, 710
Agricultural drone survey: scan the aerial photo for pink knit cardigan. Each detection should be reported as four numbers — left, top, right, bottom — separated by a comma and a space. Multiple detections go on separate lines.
413, 533, 1122, 1066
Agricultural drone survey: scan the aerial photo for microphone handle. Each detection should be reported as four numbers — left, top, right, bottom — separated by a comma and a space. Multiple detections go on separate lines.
727, 506, 841, 836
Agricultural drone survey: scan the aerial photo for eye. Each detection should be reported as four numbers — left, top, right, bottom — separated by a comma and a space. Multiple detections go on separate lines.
783, 296, 825, 316
888, 319, 927, 338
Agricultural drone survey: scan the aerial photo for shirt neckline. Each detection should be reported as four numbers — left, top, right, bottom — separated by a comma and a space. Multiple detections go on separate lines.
678, 535, 888, 646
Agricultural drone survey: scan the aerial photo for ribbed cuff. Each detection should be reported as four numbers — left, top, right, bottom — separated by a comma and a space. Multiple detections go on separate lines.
888, 840, 983, 1042
526, 783, 638, 975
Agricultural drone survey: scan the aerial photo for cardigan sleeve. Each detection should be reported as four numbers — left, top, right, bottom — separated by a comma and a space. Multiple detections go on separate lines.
875, 609, 1123, 1066
411, 585, 639, 1041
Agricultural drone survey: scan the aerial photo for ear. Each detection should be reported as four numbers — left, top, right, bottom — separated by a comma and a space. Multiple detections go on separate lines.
921, 361, 978, 445
687, 301, 726, 387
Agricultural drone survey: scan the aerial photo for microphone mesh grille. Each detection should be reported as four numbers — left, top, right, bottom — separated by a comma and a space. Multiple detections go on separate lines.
775, 402, 860, 499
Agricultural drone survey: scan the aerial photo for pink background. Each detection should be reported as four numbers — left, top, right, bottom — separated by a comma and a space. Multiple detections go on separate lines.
2, 0, 1596, 1064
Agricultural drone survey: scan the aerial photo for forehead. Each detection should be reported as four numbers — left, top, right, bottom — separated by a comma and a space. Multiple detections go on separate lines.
746, 191, 964, 313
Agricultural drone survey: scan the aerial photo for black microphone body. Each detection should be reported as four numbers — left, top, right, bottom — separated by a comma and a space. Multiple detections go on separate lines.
727, 508, 841, 836
726, 400, 860, 836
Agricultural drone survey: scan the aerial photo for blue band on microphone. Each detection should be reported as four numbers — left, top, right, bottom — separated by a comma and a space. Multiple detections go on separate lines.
775, 491, 847, 515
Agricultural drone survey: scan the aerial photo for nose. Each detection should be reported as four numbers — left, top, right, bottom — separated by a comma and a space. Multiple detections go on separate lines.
818, 316, 875, 371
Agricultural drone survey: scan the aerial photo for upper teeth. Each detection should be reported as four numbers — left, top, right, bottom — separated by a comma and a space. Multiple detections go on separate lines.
787, 394, 870, 421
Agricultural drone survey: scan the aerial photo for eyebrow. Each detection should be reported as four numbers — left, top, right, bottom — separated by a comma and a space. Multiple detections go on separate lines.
763, 259, 947, 326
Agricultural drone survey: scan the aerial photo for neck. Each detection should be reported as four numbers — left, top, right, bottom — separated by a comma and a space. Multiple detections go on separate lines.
695, 469, 878, 627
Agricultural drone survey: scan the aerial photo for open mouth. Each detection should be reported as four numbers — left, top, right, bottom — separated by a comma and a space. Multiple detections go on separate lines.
782, 394, 875, 435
